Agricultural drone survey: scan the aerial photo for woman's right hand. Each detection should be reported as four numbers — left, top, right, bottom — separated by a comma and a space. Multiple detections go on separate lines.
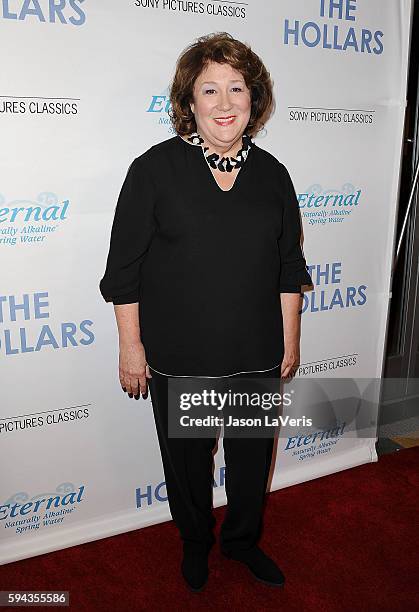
118, 340, 152, 398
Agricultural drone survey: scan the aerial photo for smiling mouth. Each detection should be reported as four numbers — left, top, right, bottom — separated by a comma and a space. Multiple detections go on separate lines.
213, 116, 236, 125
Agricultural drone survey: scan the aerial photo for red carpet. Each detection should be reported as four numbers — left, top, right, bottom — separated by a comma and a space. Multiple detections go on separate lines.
1, 447, 418, 611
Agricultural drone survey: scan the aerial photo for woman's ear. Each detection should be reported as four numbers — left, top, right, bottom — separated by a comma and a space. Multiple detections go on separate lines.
190, 102, 194, 114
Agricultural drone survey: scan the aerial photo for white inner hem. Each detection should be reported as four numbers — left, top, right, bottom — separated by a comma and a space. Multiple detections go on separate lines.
147, 362, 281, 378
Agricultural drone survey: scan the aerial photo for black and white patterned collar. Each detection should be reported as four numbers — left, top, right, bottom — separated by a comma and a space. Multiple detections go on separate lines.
184, 131, 252, 173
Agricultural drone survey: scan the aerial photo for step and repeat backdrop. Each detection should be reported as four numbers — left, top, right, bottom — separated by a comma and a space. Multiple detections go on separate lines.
0, 0, 413, 564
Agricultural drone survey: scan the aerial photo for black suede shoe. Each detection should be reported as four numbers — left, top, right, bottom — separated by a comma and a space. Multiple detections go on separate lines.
181, 550, 209, 592
222, 546, 285, 587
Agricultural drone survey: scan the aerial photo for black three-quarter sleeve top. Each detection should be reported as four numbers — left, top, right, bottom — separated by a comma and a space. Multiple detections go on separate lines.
99, 135, 313, 377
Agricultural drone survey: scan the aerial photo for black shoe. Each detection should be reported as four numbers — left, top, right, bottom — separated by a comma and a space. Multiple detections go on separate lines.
181, 549, 209, 592
222, 546, 285, 587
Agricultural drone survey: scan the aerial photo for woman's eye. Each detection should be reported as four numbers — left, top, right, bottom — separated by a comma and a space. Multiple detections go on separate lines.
232, 87, 243, 92
204, 89, 216, 94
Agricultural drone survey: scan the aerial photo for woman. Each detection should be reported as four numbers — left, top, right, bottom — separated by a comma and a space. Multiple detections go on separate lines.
100, 32, 312, 592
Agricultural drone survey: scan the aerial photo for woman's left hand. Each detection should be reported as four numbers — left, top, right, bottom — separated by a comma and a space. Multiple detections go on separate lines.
281, 344, 300, 379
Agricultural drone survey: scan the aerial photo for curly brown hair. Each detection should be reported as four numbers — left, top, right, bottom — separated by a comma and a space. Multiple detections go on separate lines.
169, 32, 274, 138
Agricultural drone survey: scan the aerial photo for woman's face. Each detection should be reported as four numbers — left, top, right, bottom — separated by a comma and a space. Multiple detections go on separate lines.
190, 61, 251, 151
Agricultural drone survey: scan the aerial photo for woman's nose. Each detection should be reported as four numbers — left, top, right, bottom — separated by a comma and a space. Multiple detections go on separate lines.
217, 91, 233, 110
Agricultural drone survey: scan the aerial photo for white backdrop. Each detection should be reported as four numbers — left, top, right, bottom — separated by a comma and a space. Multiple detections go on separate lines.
0, 0, 413, 564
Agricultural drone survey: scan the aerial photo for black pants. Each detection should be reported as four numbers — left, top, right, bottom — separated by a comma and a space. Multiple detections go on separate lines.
148, 367, 279, 555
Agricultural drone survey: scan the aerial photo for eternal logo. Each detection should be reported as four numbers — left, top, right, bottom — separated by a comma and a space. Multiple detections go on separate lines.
1, 486, 85, 520
0, 196, 69, 246
298, 187, 360, 209
0, 199, 69, 223
147, 93, 171, 115
146, 87, 175, 132
1, 0, 85, 25
285, 422, 346, 451
299, 184, 361, 226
